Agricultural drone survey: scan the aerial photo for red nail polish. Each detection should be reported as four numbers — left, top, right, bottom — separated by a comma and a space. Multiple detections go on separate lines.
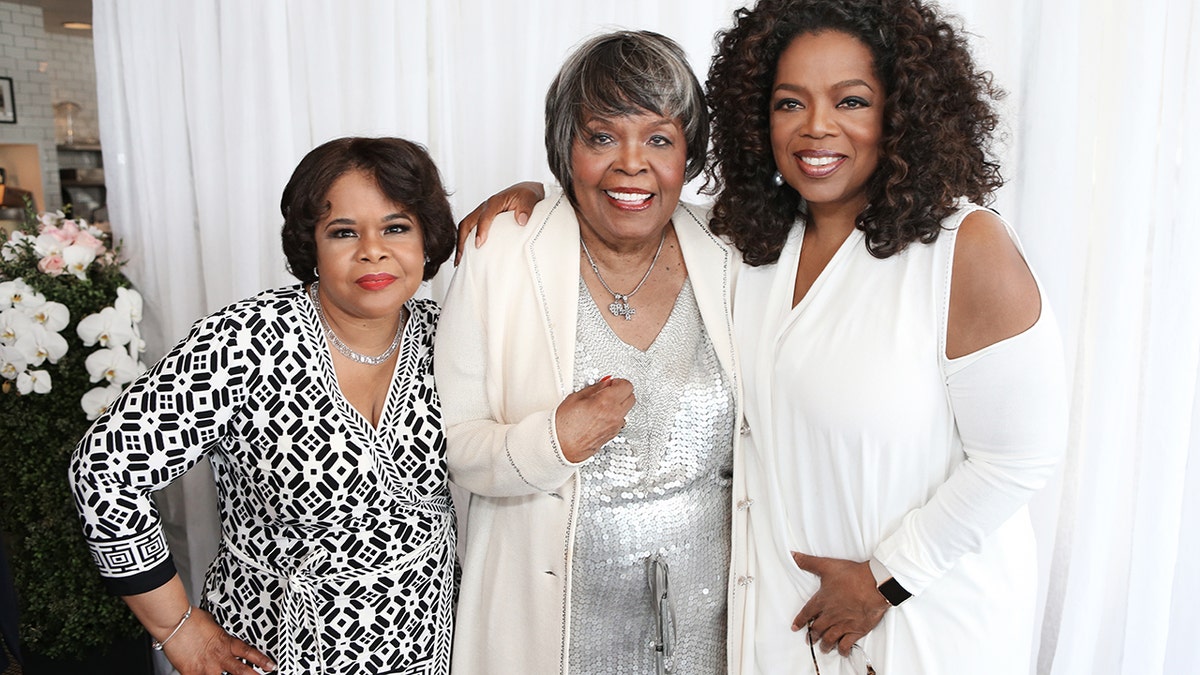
599, 375, 612, 382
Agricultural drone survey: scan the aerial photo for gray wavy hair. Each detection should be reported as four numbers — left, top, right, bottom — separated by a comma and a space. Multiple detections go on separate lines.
544, 30, 709, 205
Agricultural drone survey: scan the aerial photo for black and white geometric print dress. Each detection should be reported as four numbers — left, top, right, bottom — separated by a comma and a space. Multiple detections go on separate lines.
70, 285, 455, 675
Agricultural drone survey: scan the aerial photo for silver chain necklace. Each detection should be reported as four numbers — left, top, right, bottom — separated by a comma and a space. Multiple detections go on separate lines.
308, 281, 405, 366
580, 229, 667, 321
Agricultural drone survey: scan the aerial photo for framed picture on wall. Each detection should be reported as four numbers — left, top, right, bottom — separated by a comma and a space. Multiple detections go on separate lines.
0, 78, 15, 124
0, 77, 15, 124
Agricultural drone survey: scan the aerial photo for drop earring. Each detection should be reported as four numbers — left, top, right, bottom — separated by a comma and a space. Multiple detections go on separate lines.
772, 170, 785, 187
312, 267, 319, 279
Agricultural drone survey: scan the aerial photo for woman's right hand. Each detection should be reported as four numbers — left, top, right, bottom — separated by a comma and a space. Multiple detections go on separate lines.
455, 181, 545, 264
163, 607, 276, 675
555, 376, 635, 463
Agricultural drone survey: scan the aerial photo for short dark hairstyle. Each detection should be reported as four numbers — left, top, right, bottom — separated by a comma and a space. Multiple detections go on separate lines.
706, 0, 1006, 265
280, 136, 455, 282
545, 30, 709, 205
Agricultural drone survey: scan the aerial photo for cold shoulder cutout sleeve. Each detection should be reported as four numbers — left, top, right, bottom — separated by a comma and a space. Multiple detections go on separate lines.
945, 209, 1042, 359
872, 215, 1068, 595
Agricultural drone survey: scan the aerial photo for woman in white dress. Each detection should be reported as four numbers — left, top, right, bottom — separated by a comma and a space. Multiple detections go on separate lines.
706, 0, 1067, 672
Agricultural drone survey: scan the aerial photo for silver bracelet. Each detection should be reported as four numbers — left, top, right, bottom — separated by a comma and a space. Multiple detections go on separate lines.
150, 605, 193, 651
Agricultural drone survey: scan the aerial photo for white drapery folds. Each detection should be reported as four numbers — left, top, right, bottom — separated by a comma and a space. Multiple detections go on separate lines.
1010, 0, 1200, 673
92, 0, 1198, 673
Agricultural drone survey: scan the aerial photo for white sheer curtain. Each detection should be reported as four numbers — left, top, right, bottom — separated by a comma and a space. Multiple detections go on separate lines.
93, 1, 1198, 673
1008, 0, 1200, 672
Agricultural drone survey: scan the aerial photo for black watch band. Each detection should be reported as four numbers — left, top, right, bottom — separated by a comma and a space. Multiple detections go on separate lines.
877, 577, 912, 606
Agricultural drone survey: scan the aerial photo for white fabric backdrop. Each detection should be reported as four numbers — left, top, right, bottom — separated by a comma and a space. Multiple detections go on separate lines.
91, 1, 1198, 672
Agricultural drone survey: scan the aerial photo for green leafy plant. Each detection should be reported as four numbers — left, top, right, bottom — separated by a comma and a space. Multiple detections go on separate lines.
0, 204, 144, 660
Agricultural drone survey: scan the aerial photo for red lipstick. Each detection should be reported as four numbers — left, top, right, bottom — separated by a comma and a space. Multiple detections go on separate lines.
356, 273, 397, 290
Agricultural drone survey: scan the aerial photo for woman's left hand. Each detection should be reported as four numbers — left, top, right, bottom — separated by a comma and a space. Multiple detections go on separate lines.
790, 552, 890, 657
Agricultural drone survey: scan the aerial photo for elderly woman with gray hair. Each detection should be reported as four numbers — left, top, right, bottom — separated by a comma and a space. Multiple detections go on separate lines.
436, 31, 741, 674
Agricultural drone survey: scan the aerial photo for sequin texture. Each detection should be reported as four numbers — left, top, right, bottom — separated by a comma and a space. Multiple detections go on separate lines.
568, 277, 735, 674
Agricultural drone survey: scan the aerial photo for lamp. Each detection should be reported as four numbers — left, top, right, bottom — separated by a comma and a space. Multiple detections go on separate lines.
53, 101, 82, 146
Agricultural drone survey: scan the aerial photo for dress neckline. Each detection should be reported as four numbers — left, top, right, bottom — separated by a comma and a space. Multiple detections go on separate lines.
303, 286, 417, 434
785, 224, 865, 316
578, 276, 693, 355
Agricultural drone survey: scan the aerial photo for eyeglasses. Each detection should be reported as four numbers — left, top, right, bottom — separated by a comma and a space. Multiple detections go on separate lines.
807, 619, 877, 675
647, 553, 676, 675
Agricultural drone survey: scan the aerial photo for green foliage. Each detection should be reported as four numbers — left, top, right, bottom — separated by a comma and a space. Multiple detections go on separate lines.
0, 205, 142, 659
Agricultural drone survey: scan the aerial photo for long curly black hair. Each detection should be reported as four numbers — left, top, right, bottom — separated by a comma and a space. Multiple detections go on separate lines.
706, 0, 1005, 265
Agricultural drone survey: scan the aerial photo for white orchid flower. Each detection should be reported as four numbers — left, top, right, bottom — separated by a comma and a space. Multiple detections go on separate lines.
17, 369, 51, 395
38, 210, 65, 228
15, 325, 69, 366
27, 300, 70, 333
34, 232, 65, 259
85, 347, 139, 385
24, 295, 46, 311
16, 290, 46, 311
81, 384, 124, 421
1, 231, 30, 262
116, 288, 147, 360
0, 345, 28, 380
0, 279, 36, 310
62, 244, 97, 280
0, 309, 32, 346
115, 287, 144, 324
77, 306, 134, 348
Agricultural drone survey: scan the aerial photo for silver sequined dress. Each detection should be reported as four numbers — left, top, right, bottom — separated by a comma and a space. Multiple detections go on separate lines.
568, 277, 735, 674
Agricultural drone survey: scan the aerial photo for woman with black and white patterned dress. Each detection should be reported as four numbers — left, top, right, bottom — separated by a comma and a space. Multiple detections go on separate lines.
70, 137, 458, 675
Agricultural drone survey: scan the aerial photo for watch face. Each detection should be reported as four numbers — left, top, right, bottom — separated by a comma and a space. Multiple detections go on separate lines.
878, 578, 912, 606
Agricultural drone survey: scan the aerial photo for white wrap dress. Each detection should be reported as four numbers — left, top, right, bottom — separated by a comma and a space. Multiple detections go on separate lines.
733, 204, 1067, 674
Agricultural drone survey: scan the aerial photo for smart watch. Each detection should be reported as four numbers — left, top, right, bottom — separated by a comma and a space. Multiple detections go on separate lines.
876, 576, 912, 606
868, 557, 911, 606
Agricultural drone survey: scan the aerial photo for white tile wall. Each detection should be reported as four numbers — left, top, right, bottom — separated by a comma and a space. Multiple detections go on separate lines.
0, 1, 61, 210
47, 31, 99, 145
0, 1, 99, 212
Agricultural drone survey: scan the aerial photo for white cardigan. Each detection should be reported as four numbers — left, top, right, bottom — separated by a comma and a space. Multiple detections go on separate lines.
435, 191, 747, 674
